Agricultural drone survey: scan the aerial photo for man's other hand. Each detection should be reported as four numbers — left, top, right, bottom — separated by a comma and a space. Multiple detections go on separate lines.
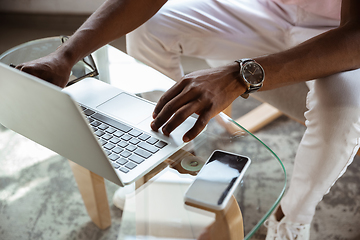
15, 52, 72, 88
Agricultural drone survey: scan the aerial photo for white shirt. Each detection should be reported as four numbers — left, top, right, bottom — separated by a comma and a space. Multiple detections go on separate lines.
270, 0, 341, 19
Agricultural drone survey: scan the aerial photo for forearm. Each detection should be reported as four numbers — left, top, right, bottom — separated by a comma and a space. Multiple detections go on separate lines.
56, 0, 167, 66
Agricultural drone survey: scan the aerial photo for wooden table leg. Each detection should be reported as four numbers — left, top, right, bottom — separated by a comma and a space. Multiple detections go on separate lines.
68, 160, 112, 230
212, 196, 244, 240
187, 195, 244, 240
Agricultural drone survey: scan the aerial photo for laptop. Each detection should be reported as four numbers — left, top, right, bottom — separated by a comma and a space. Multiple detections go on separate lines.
0, 62, 197, 186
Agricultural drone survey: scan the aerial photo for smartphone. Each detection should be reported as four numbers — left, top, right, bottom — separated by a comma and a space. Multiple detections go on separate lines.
184, 150, 251, 211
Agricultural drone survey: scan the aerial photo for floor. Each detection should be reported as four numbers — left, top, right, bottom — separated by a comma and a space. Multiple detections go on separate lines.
1, 13, 360, 240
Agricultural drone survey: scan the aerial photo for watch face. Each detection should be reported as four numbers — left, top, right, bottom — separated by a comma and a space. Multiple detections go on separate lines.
242, 62, 264, 85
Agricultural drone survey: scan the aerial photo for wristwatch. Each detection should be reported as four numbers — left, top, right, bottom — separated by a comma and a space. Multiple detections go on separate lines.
235, 58, 265, 99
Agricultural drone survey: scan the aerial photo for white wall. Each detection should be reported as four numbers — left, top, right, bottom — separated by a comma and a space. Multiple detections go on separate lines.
0, 0, 106, 14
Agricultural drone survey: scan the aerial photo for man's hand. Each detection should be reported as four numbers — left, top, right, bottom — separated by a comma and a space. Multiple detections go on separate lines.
151, 62, 245, 142
15, 51, 73, 88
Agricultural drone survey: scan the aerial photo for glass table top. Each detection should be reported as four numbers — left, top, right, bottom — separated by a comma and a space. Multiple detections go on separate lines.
0, 36, 286, 239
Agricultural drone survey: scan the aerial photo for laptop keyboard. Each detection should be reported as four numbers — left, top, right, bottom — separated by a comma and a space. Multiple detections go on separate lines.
80, 105, 168, 174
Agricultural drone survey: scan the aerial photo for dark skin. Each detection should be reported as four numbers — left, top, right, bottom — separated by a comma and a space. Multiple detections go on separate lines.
151, 64, 245, 141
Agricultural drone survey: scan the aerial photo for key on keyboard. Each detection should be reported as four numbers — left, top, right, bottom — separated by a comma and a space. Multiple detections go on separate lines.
80, 105, 168, 174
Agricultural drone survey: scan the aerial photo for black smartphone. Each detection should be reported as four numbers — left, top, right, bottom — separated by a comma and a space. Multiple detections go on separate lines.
184, 150, 251, 211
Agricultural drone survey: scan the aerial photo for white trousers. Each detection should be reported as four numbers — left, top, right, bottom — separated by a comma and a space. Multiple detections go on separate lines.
126, 0, 360, 224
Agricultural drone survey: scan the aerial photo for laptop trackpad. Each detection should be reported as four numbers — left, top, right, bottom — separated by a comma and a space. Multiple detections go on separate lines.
96, 93, 154, 125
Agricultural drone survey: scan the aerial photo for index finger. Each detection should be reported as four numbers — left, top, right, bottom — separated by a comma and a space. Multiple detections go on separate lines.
151, 84, 202, 133
153, 79, 189, 118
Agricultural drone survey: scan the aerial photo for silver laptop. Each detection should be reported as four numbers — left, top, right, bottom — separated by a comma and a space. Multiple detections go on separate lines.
0, 63, 196, 186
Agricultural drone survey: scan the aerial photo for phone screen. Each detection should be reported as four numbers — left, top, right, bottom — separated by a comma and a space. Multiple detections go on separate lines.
185, 150, 250, 209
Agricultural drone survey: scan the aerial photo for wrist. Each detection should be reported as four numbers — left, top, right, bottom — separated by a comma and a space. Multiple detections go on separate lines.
226, 62, 248, 96
56, 43, 81, 68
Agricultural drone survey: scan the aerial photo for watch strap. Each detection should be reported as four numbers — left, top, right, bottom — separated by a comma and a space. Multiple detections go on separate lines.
241, 84, 262, 99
